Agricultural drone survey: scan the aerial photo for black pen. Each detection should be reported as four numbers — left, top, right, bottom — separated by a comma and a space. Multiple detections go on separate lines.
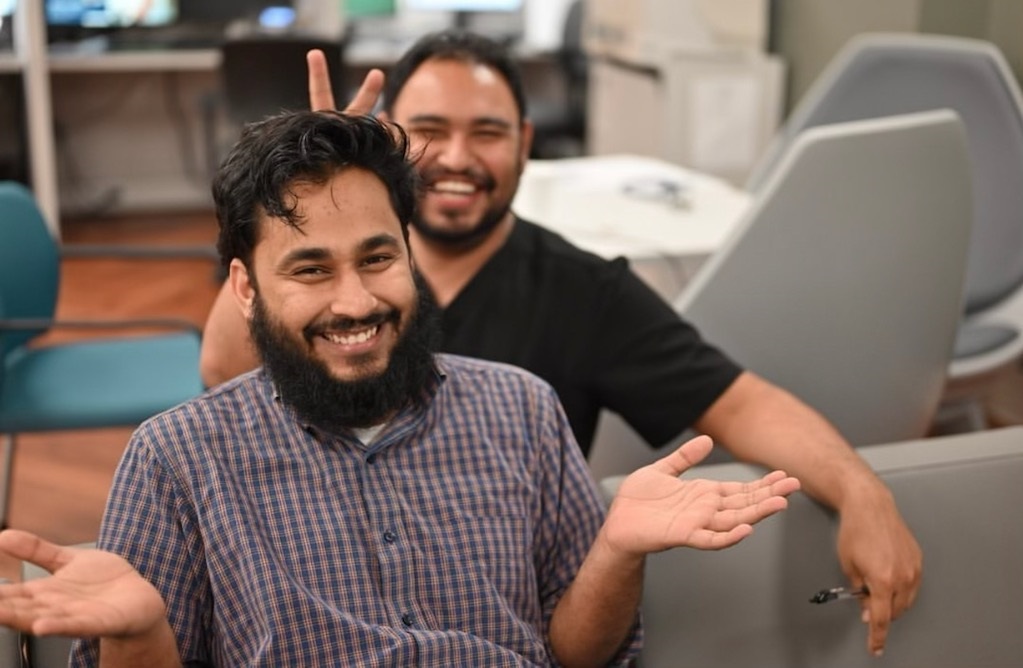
809, 585, 869, 604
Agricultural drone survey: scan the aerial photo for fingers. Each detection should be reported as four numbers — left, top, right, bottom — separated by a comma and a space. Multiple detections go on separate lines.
0, 529, 72, 574
864, 585, 893, 657
344, 69, 386, 116
306, 49, 336, 111
859, 565, 920, 657
652, 435, 714, 477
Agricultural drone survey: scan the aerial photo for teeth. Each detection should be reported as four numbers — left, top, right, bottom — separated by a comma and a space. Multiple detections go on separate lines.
324, 325, 378, 346
433, 180, 476, 194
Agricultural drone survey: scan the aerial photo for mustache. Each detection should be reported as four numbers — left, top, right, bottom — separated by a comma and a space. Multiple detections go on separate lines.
420, 166, 496, 192
303, 308, 400, 342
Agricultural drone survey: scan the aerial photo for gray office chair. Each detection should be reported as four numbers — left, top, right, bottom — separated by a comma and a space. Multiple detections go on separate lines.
746, 33, 1023, 429
588, 110, 972, 481
600, 426, 1023, 668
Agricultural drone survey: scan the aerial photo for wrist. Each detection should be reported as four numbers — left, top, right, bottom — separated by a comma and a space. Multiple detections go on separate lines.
101, 616, 180, 667
595, 522, 649, 567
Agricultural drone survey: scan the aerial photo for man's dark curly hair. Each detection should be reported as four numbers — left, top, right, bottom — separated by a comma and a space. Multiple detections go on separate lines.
213, 110, 418, 271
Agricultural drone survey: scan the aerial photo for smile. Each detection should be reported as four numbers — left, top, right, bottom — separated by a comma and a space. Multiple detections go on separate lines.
430, 180, 480, 195
322, 325, 380, 346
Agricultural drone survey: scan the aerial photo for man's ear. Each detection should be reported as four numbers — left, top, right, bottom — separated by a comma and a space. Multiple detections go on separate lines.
229, 258, 257, 320
519, 119, 535, 172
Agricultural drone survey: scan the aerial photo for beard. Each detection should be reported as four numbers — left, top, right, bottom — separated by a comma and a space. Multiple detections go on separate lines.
412, 164, 518, 250
249, 273, 441, 431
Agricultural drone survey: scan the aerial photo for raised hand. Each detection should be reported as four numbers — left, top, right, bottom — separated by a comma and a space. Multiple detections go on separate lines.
603, 435, 801, 557
307, 49, 385, 114
0, 529, 166, 638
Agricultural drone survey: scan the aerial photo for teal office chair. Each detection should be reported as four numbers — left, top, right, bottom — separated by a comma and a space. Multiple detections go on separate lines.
0, 182, 205, 528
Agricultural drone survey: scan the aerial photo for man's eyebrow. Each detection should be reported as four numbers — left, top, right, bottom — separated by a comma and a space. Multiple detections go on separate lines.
406, 114, 513, 130
359, 233, 402, 253
277, 247, 331, 270
277, 234, 401, 269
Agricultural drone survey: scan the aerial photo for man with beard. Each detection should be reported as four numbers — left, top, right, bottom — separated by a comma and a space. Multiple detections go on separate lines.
199, 31, 921, 657
0, 111, 799, 667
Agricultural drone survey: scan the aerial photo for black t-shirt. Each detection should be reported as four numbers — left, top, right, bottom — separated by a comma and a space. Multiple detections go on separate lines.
437, 218, 742, 455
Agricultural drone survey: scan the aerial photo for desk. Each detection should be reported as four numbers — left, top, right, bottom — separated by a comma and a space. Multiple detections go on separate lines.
32, 34, 558, 227
48, 46, 219, 73
512, 154, 751, 302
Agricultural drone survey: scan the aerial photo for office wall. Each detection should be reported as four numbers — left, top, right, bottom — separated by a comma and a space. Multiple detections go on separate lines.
772, 0, 1023, 112
769, 0, 919, 110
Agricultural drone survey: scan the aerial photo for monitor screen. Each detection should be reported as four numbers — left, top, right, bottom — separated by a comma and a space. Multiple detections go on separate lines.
46, 0, 178, 27
347, 0, 396, 19
403, 0, 521, 11
179, 0, 290, 24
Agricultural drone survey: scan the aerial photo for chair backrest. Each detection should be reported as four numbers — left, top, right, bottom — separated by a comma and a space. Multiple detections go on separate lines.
746, 33, 1023, 316
601, 426, 1023, 668
220, 35, 346, 127
674, 110, 972, 447
0, 182, 59, 357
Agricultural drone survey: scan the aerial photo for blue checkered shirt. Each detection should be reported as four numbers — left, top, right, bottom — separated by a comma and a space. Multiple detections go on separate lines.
70, 354, 642, 666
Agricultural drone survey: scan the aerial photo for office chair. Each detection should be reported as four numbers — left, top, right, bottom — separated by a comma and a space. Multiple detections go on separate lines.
203, 34, 347, 176
746, 33, 1023, 430
221, 34, 346, 126
529, 0, 588, 158
600, 426, 1023, 667
0, 182, 205, 528
587, 110, 973, 481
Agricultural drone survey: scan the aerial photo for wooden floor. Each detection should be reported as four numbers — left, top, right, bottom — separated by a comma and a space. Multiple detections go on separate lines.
3, 210, 1022, 579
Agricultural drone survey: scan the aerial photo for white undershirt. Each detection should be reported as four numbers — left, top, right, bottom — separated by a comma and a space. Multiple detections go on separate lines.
352, 424, 386, 446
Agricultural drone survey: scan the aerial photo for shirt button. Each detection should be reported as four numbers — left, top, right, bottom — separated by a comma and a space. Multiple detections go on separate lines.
366, 453, 377, 464
383, 530, 397, 544
401, 613, 414, 627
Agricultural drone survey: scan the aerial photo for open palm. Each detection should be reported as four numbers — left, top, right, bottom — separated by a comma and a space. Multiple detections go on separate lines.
0, 530, 165, 638
604, 436, 801, 555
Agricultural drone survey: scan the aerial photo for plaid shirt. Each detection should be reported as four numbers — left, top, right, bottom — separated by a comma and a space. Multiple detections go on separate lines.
70, 354, 641, 667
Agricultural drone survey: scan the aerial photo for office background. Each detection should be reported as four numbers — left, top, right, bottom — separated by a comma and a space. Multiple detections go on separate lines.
1, 3, 1022, 663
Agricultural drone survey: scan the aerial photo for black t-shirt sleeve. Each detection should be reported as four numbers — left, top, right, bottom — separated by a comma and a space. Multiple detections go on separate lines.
584, 257, 743, 446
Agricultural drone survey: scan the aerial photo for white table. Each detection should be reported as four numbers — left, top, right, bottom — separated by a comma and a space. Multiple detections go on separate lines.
512, 154, 752, 302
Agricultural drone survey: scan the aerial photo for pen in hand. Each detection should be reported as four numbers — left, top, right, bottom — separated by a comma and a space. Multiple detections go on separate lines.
809, 585, 869, 604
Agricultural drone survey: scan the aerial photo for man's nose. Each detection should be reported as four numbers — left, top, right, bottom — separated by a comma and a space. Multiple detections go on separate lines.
329, 275, 379, 319
436, 133, 473, 171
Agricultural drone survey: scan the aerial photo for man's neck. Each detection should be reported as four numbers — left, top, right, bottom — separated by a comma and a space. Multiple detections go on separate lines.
411, 214, 516, 308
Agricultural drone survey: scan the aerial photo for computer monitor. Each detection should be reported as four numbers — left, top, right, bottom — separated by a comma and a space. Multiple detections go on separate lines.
178, 0, 291, 24
403, 0, 520, 10
46, 0, 178, 27
346, 0, 397, 19
402, 0, 522, 32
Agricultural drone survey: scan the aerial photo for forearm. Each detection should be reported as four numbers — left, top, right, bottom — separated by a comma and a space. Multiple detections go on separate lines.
694, 372, 887, 511
199, 282, 259, 387
99, 618, 182, 668
548, 528, 643, 668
